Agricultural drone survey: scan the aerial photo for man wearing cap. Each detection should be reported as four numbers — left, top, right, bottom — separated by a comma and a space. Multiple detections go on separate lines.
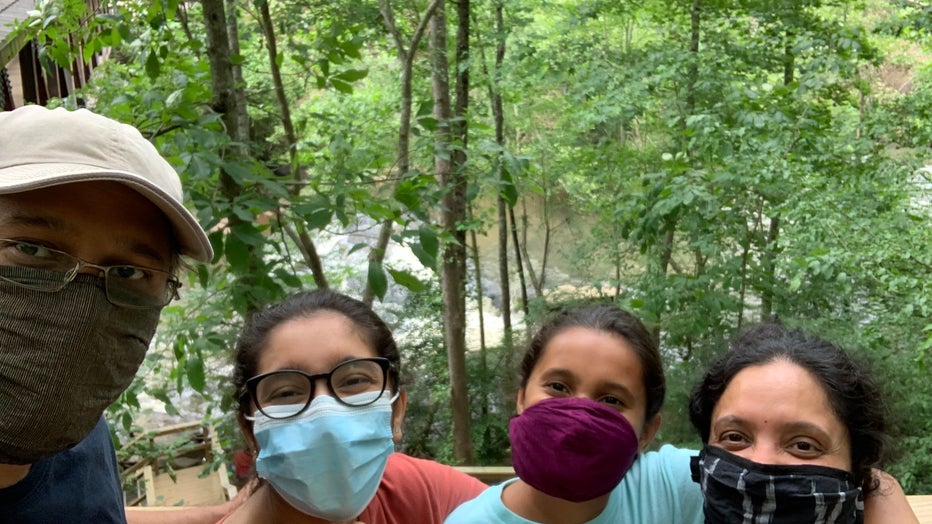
0, 105, 213, 521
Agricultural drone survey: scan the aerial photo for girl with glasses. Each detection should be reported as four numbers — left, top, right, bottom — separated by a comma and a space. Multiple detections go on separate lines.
218, 289, 485, 524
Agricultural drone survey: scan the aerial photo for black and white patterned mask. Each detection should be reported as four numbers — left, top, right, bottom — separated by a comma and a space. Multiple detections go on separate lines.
691, 445, 863, 524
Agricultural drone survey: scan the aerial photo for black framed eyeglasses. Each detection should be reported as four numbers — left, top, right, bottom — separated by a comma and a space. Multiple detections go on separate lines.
0, 239, 180, 309
243, 357, 392, 420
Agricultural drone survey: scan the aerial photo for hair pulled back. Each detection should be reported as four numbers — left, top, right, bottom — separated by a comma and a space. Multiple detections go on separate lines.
519, 303, 666, 422
688, 323, 889, 494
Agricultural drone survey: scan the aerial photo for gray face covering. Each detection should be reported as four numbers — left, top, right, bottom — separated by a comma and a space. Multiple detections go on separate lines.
0, 268, 161, 464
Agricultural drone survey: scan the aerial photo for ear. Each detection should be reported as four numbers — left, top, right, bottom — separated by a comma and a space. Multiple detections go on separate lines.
515, 387, 526, 415
391, 388, 407, 443
638, 414, 662, 452
238, 412, 259, 454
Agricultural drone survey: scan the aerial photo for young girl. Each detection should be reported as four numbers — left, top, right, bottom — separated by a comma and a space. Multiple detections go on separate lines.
445, 304, 703, 524
218, 289, 485, 524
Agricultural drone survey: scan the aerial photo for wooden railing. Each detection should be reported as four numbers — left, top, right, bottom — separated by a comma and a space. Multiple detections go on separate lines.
120, 422, 236, 507
119, 445, 932, 523
909, 495, 932, 524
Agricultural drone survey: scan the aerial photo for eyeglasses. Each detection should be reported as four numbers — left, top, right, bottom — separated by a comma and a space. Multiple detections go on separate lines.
243, 358, 392, 419
0, 239, 180, 309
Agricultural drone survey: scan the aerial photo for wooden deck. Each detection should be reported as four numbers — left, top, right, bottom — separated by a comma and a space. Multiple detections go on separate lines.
909, 495, 932, 524
143, 465, 231, 507
122, 422, 236, 508
123, 450, 932, 521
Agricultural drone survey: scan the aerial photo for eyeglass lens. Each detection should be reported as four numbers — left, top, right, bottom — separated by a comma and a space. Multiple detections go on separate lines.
0, 239, 175, 308
254, 359, 387, 418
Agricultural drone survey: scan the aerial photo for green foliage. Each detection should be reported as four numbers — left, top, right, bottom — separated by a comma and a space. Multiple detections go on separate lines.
19, 0, 932, 492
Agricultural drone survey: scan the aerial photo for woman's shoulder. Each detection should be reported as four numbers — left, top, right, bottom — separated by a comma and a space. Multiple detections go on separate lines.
371, 453, 487, 521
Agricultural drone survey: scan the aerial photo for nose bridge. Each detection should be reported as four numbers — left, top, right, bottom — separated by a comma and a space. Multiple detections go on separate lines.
748, 439, 780, 465
309, 374, 332, 399
573, 385, 597, 401
76, 260, 106, 276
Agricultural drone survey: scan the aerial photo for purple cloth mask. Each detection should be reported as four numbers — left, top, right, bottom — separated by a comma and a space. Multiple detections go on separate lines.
509, 396, 640, 502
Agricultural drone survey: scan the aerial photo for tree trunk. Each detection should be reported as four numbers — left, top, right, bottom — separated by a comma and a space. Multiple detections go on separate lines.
430, 0, 473, 465
479, 0, 523, 325
365, 0, 444, 305
509, 205, 529, 315
761, 28, 792, 320
202, 0, 249, 177
202, 0, 265, 313
257, 0, 328, 289
224, 0, 246, 118
760, 216, 780, 321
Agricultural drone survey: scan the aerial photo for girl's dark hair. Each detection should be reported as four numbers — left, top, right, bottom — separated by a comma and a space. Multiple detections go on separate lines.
233, 289, 401, 416
519, 304, 666, 422
688, 323, 890, 494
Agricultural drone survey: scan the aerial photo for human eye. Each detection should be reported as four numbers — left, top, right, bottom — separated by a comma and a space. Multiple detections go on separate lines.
333, 361, 384, 396
261, 385, 308, 405
599, 395, 627, 408
543, 382, 569, 395
256, 373, 310, 406
1, 240, 62, 264
107, 265, 172, 297
109, 265, 150, 281
337, 373, 378, 388
716, 431, 751, 451
787, 438, 824, 458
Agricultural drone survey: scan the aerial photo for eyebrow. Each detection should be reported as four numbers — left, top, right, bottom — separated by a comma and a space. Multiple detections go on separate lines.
712, 415, 834, 440
272, 355, 372, 374
5, 213, 169, 267
5, 214, 64, 231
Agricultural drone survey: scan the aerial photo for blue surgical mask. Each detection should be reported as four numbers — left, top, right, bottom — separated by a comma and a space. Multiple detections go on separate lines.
252, 390, 398, 520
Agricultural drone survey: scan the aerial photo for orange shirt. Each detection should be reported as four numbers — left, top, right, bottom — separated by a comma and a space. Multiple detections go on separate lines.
217, 453, 486, 523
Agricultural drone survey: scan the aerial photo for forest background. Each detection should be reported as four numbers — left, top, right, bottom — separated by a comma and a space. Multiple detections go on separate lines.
13, 0, 932, 494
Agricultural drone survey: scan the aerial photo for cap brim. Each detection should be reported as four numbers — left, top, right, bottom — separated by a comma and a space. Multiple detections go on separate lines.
0, 164, 214, 262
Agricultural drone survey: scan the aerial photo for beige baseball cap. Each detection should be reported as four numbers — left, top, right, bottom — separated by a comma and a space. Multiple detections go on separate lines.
0, 105, 213, 262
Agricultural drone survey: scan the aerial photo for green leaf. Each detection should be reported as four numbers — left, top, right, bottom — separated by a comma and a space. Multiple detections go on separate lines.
231, 222, 266, 247
411, 243, 437, 271
347, 243, 368, 256
419, 227, 439, 262
153, 391, 180, 417
330, 78, 354, 94
274, 267, 302, 287
145, 50, 160, 79
333, 68, 368, 82
500, 165, 518, 206
388, 268, 426, 293
224, 233, 251, 273
292, 197, 333, 230
368, 261, 388, 301
186, 354, 206, 393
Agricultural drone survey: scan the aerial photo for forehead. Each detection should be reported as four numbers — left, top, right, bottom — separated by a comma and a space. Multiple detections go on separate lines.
712, 360, 847, 439
0, 182, 173, 265
533, 327, 646, 390
256, 311, 379, 375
